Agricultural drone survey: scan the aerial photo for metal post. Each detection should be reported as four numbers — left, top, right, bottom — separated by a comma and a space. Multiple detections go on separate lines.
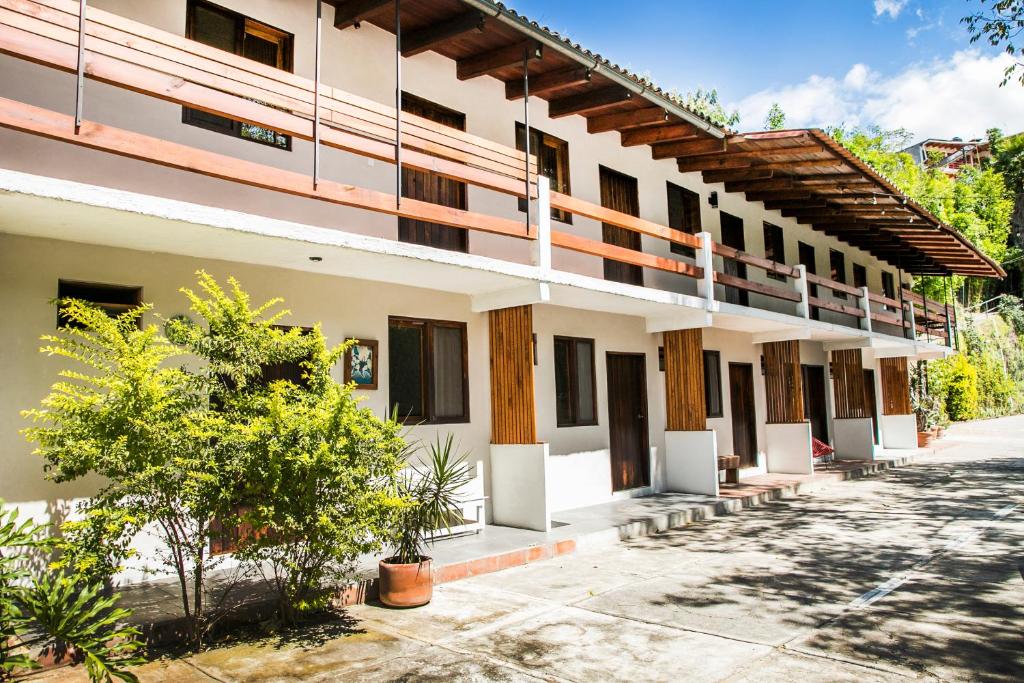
74, 0, 87, 133
313, 0, 322, 189
945, 275, 957, 350
522, 47, 531, 235
394, 0, 402, 209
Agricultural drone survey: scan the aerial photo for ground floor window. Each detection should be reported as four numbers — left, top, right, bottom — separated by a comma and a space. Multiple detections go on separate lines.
554, 336, 597, 427
56, 280, 142, 329
388, 317, 468, 423
703, 350, 723, 418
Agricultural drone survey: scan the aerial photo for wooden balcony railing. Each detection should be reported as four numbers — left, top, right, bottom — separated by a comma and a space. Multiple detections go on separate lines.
0, 0, 956, 347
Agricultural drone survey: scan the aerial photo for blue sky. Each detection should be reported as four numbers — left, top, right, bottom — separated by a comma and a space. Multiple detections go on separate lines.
506, 0, 1024, 139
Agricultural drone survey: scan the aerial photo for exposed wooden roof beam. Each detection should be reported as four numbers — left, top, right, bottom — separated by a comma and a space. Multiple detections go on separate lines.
652, 137, 729, 160
703, 168, 774, 184
696, 158, 846, 177
457, 41, 542, 81
676, 142, 823, 160
621, 123, 700, 147
331, 0, 391, 30
763, 200, 829, 210
505, 66, 591, 100
548, 87, 632, 118
587, 107, 668, 134
401, 11, 486, 57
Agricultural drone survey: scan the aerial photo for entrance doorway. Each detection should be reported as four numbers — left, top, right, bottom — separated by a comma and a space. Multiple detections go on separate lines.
864, 369, 880, 444
801, 364, 829, 443
606, 352, 649, 491
728, 362, 758, 468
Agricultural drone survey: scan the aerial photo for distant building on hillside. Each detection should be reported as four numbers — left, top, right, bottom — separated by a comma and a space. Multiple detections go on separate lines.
902, 138, 990, 178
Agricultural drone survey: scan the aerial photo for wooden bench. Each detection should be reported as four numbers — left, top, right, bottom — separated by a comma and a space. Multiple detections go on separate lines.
718, 455, 740, 485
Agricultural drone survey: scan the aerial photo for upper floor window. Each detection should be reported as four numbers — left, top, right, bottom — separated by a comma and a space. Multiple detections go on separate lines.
667, 183, 701, 258
515, 124, 571, 223
554, 336, 596, 427
388, 317, 468, 424
852, 263, 867, 290
881, 271, 897, 310
184, 0, 293, 150
762, 223, 786, 281
829, 249, 847, 299
57, 280, 142, 330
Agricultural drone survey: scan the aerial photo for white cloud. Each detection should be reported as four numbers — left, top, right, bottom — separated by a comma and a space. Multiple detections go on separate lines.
874, 0, 908, 19
731, 50, 1024, 139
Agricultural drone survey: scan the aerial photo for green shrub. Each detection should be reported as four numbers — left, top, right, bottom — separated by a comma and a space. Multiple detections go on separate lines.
931, 354, 980, 421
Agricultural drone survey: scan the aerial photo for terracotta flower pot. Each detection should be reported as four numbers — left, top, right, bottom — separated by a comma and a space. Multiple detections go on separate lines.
917, 431, 934, 447
378, 557, 433, 608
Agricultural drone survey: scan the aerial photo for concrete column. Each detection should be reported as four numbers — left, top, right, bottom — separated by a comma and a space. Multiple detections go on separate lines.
765, 422, 814, 474
793, 264, 810, 319
530, 176, 551, 271
695, 231, 716, 311
859, 286, 873, 332
489, 443, 550, 532
833, 418, 875, 460
880, 414, 917, 449
665, 431, 719, 496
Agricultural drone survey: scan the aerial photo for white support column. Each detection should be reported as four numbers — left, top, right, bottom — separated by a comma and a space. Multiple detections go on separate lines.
793, 264, 810, 319
859, 286, 873, 332
907, 301, 918, 341
530, 176, 552, 272
695, 231, 717, 311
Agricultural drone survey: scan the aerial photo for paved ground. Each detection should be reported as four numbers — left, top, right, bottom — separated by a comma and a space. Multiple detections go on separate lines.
37, 417, 1024, 682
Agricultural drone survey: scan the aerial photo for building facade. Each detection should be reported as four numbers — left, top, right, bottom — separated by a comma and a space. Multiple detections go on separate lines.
0, 0, 1002, 578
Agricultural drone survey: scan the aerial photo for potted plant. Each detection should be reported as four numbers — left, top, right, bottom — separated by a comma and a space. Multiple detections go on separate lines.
378, 435, 471, 608
914, 393, 941, 447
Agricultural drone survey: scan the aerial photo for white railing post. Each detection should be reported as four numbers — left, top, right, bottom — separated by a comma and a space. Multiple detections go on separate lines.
530, 175, 551, 272
907, 300, 918, 341
859, 286, 872, 332
695, 231, 716, 311
793, 264, 810, 319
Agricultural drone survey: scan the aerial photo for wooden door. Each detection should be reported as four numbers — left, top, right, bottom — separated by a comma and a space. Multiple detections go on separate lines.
801, 364, 829, 442
721, 213, 748, 306
606, 353, 649, 491
798, 241, 820, 320
728, 363, 757, 467
399, 94, 468, 252
864, 369, 880, 444
599, 167, 643, 286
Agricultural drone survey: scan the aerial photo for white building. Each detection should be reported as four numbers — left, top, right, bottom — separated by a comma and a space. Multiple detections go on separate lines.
0, 0, 1002, 575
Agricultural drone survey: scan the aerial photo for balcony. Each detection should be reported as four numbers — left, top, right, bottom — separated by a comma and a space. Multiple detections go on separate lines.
0, 0, 964, 348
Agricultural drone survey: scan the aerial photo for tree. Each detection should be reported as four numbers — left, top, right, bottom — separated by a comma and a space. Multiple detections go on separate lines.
669, 87, 740, 128
764, 102, 786, 131
962, 0, 1024, 86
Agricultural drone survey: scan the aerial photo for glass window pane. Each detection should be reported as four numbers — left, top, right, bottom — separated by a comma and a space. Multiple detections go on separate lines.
554, 339, 572, 424
192, 5, 237, 53
704, 351, 722, 417
575, 341, 595, 423
432, 325, 465, 419
389, 323, 424, 419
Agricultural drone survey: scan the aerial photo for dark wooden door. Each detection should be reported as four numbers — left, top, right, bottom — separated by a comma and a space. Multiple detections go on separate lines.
864, 369, 880, 444
729, 363, 757, 468
606, 352, 649, 491
599, 167, 643, 286
801, 364, 829, 442
798, 241, 819, 320
399, 94, 468, 252
721, 213, 748, 306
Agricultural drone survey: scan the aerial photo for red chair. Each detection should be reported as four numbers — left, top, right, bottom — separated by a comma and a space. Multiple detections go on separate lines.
812, 437, 835, 468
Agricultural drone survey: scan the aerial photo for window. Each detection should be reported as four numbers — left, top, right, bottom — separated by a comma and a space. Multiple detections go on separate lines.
829, 249, 847, 299
554, 336, 596, 427
852, 264, 867, 291
388, 317, 468, 423
516, 123, 571, 223
881, 271, 897, 310
762, 223, 786, 281
184, 0, 293, 149
703, 350, 723, 418
57, 280, 142, 329
667, 183, 702, 257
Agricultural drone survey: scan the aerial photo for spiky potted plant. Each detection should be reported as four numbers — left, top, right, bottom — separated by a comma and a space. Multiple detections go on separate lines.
379, 435, 471, 608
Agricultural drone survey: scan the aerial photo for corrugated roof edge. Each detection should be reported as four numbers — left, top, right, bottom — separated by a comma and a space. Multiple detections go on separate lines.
459, 0, 728, 139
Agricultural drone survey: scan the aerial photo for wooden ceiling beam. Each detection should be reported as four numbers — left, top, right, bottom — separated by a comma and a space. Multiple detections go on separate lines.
703, 168, 773, 184
457, 41, 542, 81
763, 200, 829, 210
677, 142, 824, 161
331, 0, 391, 30
587, 107, 668, 134
697, 158, 846, 178
652, 136, 731, 160
621, 123, 701, 147
548, 86, 632, 118
505, 66, 591, 100
745, 191, 815, 202
401, 11, 486, 57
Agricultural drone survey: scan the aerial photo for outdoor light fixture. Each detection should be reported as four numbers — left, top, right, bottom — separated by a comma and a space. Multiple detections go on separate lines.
760, 354, 766, 376
708, 191, 719, 209
308, 256, 323, 262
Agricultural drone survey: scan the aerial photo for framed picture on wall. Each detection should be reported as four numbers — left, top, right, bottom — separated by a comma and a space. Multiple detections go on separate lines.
344, 338, 378, 390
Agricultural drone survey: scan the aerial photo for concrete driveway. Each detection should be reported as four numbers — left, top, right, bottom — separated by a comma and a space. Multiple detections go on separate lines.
40, 416, 1024, 682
